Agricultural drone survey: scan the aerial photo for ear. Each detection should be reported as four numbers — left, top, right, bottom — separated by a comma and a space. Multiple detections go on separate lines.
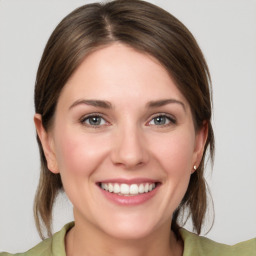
192, 121, 208, 173
34, 114, 59, 174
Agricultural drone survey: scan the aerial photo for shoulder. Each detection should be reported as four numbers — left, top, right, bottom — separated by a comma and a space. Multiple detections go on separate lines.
179, 228, 256, 256
0, 238, 52, 256
0, 222, 74, 256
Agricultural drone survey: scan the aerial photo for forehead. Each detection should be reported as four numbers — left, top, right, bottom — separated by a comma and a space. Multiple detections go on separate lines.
57, 43, 188, 108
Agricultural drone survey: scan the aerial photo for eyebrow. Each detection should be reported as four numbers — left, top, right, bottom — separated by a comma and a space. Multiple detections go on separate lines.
69, 98, 185, 111
147, 99, 186, 111
69, 99, 112, 110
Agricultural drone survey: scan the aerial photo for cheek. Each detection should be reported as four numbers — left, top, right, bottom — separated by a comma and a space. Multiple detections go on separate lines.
152, 130, 195, 198
53, 128, 111, 207
146, 129, 196, 217
54, 128, 109, 178
151, 130, 195, 174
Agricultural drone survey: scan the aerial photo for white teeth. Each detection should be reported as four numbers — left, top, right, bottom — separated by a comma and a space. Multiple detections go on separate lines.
114, 183, 120, 193
108, 183, 114, 192
130, 184, 139, 195
138, 184, 144, 194
100, 182, 157, 195
101, 183, 108, 190
120, 184, 129, 194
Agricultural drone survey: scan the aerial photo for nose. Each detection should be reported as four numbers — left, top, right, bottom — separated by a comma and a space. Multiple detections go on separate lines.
110, 124, 149, 169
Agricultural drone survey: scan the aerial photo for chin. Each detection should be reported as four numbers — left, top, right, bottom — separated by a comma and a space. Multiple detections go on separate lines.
96, 212, 165, 241
104, 224, 155, 241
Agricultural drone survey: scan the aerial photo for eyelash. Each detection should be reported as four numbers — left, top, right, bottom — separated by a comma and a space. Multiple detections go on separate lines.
147, 113, 176, 127
80, 113, 108, 128
79, 113, 176, 128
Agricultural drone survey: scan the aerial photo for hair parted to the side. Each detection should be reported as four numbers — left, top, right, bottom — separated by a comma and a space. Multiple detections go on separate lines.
34, 0, 214, 239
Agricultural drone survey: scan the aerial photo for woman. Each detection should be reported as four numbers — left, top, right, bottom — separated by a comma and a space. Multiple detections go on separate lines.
1, 0, 255, 255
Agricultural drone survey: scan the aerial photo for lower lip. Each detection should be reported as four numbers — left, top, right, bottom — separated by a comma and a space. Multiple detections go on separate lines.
99, 185, 160, 206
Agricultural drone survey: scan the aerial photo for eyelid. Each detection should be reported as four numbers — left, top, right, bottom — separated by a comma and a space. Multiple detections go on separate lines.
146, 113, 176, 126
79, 112, 176, 127
79, 113, 110, 127
80, 112, 101, 121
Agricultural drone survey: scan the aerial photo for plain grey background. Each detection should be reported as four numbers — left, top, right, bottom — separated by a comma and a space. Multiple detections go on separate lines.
0, 0, 255, 253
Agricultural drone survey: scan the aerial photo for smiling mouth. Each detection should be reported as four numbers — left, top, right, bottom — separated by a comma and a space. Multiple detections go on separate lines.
98, 182, 159, 196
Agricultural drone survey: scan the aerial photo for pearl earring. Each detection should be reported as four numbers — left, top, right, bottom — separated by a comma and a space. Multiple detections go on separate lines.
193, 165, 197, 171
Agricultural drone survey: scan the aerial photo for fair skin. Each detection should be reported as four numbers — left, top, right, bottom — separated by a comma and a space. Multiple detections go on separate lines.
35, 43, 208, 256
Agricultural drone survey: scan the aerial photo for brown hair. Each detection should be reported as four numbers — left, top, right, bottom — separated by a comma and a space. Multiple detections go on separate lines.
34, 0, 214, 239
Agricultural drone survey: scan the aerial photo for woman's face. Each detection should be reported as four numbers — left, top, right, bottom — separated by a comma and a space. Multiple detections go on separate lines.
37, 43, 206, 240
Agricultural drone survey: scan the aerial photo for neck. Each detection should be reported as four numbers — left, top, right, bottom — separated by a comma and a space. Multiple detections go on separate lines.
65, 219, 183, 256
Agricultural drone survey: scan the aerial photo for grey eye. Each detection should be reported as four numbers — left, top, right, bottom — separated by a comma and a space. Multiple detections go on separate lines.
84, 116, 106, 126
149, 115, 170, 125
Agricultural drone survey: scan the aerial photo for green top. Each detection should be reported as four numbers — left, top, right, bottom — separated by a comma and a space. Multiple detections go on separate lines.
1, 222, 255, 256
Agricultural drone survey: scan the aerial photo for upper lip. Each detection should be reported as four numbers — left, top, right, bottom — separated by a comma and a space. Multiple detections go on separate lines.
97, 178, 160, 185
